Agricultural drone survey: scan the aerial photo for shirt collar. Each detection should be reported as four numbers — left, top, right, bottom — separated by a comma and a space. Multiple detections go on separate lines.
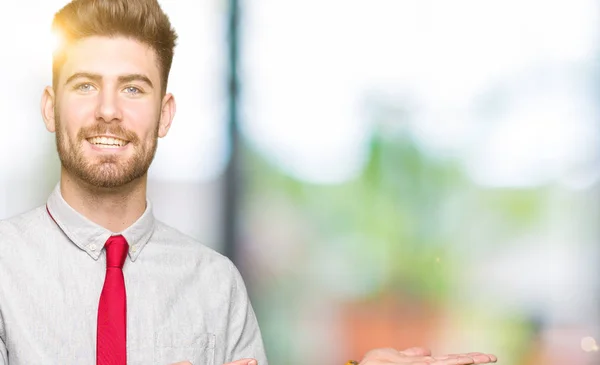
45, 183, 155, 262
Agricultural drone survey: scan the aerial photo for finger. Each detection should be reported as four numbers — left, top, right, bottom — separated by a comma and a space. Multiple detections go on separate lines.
463, 353, 495, 363
433, 355, 464, 361
431, 357, 475, 365
222, 359, 258, 365
399, 347, 432, 357
436, 353, 496, 364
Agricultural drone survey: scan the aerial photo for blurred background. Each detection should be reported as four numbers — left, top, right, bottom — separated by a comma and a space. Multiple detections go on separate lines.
1, 1, 600, 364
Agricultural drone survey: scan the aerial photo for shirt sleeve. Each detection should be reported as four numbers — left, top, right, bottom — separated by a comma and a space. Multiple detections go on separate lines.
225, 261, 268, 365
0, 319, 7, 364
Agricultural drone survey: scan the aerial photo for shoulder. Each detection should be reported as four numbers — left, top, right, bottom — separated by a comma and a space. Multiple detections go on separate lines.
151, 219, 238, 274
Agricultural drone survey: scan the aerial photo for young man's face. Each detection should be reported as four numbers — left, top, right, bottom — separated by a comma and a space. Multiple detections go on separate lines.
42, 36, 175, 189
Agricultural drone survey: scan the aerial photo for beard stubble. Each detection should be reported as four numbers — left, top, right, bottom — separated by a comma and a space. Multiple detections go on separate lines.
54, 109, 160, 189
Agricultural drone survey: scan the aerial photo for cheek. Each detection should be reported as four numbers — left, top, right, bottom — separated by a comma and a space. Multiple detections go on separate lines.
58, 96, 96, 137
122, 102, 161, 139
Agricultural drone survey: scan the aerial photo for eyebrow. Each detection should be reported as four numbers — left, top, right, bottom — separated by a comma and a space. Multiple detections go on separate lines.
65, 72, 154, 89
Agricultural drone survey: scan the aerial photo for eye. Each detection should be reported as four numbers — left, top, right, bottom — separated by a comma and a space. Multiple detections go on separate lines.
123, 86, 142, 95
76, 83, 96, 92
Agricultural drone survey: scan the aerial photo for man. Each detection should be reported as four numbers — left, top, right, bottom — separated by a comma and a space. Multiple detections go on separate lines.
0, 0, 498, 364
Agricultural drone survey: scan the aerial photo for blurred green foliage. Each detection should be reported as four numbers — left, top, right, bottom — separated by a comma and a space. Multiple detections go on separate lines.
242, 105, 548, 365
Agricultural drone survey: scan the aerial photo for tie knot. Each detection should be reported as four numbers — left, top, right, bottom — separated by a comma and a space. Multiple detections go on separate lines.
105, 235, 129, 269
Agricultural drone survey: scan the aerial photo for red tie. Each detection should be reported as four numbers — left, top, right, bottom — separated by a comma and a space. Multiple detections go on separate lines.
97, 235, 129, 365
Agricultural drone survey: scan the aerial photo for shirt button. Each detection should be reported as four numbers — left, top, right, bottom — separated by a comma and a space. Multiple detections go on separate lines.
131, 245, 138, 252
89, 244, 97, 251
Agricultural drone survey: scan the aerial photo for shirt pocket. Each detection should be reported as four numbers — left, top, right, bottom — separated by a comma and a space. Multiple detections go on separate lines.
153, 332, 215, 365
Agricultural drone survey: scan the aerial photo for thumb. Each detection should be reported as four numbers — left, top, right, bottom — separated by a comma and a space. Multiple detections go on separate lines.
223, 358, 258, 365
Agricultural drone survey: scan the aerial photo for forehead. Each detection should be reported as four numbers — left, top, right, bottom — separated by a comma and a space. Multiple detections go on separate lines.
59, 36, 160, 84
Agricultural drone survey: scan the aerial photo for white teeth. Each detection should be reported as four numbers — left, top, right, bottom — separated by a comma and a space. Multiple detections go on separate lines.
88, 136, 128, 147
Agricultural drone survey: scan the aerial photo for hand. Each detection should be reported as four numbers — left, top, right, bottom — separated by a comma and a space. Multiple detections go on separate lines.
356, 347, 497, 364
170, 359, 258, 365
223, 359, 257, 365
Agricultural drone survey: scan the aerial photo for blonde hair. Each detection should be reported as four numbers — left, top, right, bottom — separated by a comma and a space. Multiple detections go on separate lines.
52, 0, 178, 94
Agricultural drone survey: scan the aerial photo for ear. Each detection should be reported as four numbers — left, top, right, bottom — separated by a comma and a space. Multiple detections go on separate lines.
158, 93, 176, 138
41, 86, 57, 133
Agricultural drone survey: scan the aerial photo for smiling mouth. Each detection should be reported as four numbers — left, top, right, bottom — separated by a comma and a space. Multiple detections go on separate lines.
87, 136, 129, 148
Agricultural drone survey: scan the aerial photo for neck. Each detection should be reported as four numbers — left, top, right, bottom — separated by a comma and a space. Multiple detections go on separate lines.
59, 167, 148, 233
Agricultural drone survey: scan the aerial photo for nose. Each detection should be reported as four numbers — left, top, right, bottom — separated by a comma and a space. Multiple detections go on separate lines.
95, 89, 122, 122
